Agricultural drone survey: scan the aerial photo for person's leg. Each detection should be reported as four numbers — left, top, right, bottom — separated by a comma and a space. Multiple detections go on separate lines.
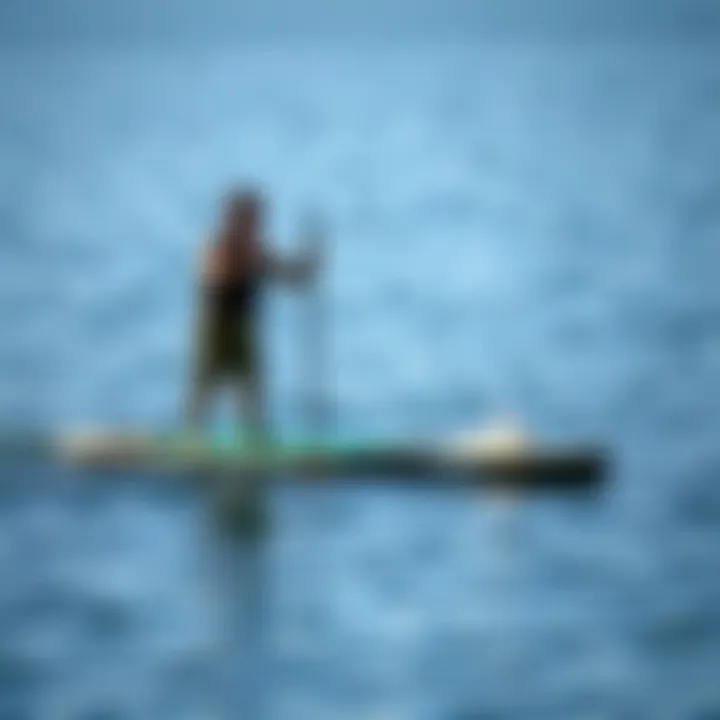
233, 375, 268, 443
187, 370, 214, 430
233, 319, 269, 443
187, 318, 217, 430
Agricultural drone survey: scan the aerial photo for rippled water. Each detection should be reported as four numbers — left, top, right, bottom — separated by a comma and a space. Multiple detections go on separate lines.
1, 38, 720, 719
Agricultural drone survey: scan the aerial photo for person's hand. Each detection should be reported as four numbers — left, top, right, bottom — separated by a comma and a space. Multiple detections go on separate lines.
306, 237, 323, 280
302, 217, 325, 281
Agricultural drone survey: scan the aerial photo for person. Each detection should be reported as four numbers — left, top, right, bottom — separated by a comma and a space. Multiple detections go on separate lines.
187, 188, 319, 438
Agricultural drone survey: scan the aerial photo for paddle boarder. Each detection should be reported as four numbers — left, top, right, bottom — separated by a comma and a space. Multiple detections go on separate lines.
187, 188, 320, 437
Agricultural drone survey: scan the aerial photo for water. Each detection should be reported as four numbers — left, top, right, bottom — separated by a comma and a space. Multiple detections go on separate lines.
1, 33, 720, 719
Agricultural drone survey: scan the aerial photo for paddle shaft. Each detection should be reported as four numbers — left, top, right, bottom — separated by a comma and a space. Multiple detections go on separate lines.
300, 216, 331, 437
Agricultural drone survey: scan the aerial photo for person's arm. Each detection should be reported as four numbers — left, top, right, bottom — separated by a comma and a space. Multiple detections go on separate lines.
262, 241, 321, 288
197, 240, 228, 287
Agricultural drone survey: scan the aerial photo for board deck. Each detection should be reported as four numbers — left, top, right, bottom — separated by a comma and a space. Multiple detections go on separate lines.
50, 432, 607, 491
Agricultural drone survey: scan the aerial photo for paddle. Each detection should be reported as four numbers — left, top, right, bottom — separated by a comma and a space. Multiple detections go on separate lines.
299, 213, 331, 440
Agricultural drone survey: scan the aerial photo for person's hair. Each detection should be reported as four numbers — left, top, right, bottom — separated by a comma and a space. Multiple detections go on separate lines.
224, 186, 264, 217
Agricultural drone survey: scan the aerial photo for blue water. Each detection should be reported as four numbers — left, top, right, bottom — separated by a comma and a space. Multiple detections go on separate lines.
2, 33, 720, 719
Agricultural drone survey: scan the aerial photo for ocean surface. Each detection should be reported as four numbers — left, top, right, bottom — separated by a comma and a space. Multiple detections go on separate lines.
1, 36, 720, 719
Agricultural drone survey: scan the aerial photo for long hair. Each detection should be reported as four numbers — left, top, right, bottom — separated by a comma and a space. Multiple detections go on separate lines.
217, 188, 264, 274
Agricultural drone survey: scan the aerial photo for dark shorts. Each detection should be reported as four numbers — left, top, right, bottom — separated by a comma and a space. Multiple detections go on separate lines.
195, 311, 258, 383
